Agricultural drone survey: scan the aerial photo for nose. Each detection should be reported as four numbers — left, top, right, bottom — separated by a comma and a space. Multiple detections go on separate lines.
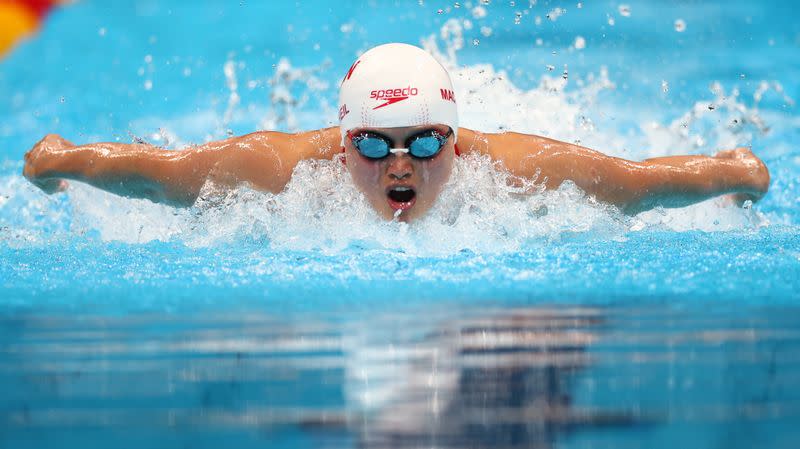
387, 153, 413, 180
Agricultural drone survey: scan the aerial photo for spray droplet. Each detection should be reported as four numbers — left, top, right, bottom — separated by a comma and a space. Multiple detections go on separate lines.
480, 26, 493, 37
454, 2, 461, 8
607, 14, 615, 26
674, 19, 686, 32
514, 12, 522, 24
144, 80, 153, 90
618, 4, 631, 17
661, 80, 669, 93
562, 65, 568, 80
546, 7, 565, 21
708, 104, 715, 110
98, 27, 106, 37
535, 38, 543, 46
574, 36, 586, 49
546, 64, 555, 71
59, 96, 65, 103
473, 38, 480, 45
437, 8, 444, 14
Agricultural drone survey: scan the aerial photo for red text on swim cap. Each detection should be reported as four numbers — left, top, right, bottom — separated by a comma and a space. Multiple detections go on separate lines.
440, 89, 456, 103
338, 104, 349, 121
370, 87, 419, 110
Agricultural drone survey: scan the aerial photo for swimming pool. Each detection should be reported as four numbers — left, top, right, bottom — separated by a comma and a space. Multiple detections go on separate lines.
1, 0, 799, 447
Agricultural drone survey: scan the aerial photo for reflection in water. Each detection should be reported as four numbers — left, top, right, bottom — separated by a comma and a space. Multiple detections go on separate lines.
1, 305, 799, 448
345, 308, 636, 449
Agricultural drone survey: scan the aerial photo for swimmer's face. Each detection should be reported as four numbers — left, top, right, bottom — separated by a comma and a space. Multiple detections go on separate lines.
345, 124, 455, 222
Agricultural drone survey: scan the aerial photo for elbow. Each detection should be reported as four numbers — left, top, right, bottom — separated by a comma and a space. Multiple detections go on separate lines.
619, 195, 653, 215
604, 188, 651, 215
594, 165, 652, 214
131, 182, 198, 207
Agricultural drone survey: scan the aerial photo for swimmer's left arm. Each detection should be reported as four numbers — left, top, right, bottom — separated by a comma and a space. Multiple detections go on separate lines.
458, 128, 769, 214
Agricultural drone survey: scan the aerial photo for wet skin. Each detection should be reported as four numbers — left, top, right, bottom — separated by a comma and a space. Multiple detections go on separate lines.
22, 127, 769, 216
344, 124, 455, 222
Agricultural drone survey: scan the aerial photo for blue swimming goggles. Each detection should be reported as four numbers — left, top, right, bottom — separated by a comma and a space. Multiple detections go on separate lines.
347, 128, 453, 159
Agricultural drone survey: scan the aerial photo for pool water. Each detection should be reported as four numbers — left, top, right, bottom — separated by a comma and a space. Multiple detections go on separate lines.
1, 1, 799, 448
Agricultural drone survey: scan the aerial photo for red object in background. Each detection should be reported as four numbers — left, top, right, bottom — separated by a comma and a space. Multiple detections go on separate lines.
32, 0, 57, 17
0, 0, 61, 57
4, 0, 59, 17
23, 0, 57, 17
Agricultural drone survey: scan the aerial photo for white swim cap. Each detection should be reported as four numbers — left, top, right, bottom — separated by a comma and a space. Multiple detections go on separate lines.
338, 43, 459, 145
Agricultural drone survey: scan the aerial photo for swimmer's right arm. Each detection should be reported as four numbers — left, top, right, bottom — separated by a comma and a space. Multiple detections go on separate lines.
23, 128, 342, 206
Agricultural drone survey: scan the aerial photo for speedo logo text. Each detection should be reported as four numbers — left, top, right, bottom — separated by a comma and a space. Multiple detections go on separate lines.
370, 87, 419, 109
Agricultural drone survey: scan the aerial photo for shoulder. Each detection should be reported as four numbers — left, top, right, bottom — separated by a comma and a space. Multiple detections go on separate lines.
455, 127, 489, 156
457, 127, 549, 159
291, 127, 342, 161
231, 127, 341, 161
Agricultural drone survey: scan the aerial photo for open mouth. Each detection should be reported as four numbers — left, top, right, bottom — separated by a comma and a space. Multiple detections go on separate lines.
387, 186, 417, 210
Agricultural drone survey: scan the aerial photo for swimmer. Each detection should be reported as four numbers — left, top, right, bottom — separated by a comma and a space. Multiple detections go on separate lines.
22, 43, 769, 221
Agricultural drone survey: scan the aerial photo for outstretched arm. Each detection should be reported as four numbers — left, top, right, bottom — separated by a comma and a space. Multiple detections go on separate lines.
458, 128, 769, 214
23, 128, 341, 206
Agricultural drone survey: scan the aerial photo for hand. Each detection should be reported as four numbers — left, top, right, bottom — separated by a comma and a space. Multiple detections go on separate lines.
23, 134, 74, 194
713, 147, 770, 204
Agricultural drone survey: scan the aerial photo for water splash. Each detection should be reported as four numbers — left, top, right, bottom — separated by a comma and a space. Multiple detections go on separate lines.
222, 59, 240, 129
261, 57, 332, 132
1, 141, 767, 254
546, 7, 565, 21
640, 82, 772, 155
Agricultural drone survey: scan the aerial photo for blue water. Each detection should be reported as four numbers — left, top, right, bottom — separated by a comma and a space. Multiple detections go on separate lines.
1, 1, 799, 448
